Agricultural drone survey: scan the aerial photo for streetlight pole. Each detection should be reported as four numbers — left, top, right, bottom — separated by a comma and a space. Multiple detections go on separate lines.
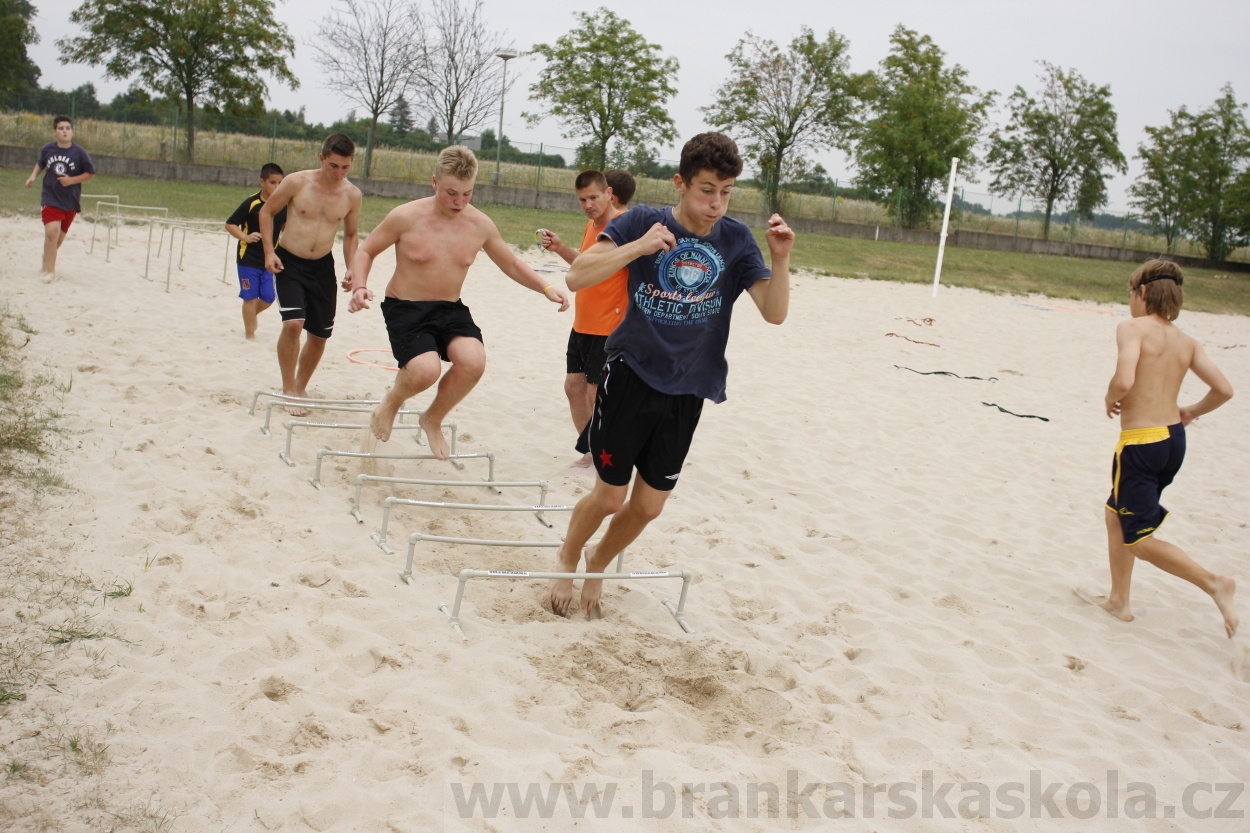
493, 48, 519, 186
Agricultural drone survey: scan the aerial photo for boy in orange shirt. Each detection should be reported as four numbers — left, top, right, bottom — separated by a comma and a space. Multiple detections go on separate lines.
541, 171, 629, 465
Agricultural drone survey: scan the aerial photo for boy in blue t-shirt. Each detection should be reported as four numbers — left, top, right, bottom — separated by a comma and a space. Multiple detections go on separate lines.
225, 164, 287, 339
548, 132, 795, 619
24, 115, 96, 282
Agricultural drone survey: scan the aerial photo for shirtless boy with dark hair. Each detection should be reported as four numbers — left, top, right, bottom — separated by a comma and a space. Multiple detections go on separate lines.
259, 134, 362, 414
347, 146, 569, 459
1090, 258, 1238, 637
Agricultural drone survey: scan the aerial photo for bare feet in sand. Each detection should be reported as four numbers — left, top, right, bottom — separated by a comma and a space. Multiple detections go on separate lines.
1212, 575, 1238, 638
571, 452, 593, 468
547, 544, 584, 617
283, 391, 310, 417
39, 271, 56, 284
1075, 587, 1133, 622
371, 399, 400, 442
419, 412, 449, 459
579, 543, 607, 620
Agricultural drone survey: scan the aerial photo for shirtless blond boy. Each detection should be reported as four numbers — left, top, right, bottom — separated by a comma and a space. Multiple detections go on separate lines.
259, 134, 362, 414
347, 146, 569, 459
1094, 259, 1237, 637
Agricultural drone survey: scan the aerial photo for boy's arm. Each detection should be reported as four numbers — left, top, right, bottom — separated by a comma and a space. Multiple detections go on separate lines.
482, 223, 569, 311
746, 214, 794, 325
224, 223, 250, 241
339, 189, 362, 290
24, 162, 43, 187
58, 171, 94, 187
347, 209, 404, 312
1104, 320, 1142, 417
566, 224, 675, 291
259, 176, 298, 270
1180, 341, 1234, 424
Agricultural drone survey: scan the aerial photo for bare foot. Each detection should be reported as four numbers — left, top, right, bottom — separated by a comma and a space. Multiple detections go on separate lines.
547, 544, 582, 617
39, 271, 56, 284
283, 388, 311, 417
1210, 575, 1238, 638
1074, 586, 1134, 622
371, 400, 399, 442
570, 452, 593, 468
419, 412, 449, 460
580, 543, 607, 620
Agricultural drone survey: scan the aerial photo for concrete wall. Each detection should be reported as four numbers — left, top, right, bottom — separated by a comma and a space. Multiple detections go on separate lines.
6, 144, 1248, 273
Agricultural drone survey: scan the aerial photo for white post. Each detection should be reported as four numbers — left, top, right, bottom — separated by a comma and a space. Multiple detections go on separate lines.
931, 157, 960, 298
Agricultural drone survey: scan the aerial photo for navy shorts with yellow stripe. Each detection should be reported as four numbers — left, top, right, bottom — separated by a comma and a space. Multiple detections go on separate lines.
1106, 423, 1185, 546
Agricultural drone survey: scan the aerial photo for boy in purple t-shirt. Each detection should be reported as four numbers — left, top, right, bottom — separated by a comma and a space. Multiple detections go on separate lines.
24, 115, 96, 282
547, 132, 795, 619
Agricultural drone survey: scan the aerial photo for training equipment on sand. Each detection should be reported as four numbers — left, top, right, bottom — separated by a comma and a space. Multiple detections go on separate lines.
439, 565, 693, 639
346, 348, 400, 371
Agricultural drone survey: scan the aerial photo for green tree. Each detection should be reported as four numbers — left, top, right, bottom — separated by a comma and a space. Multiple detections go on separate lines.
0, 0, 40, 102
986, 62, 1126, 239
527, 8, 678, 170
1177, 85, 1250, 261
854, 26, 992, 229
389, 95, 414, 137
703, 27, 860, 215
58, 0, 297, 163
1129, 108, 1194, 253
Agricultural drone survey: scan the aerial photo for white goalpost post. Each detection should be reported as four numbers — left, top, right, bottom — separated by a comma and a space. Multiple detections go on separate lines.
932, 157, 961, 298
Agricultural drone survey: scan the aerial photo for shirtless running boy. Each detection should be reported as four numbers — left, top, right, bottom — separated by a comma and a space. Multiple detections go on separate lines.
346, 146, 569, 459
259, 134, 362, 414
1090, 259, 1238, 637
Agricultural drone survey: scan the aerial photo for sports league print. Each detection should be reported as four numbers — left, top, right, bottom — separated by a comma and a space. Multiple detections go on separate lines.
635, 239, 726, 325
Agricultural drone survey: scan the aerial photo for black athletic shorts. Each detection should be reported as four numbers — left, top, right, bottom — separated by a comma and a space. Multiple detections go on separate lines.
587, 357, 703, 492
565, 329, 610, 385
381, 297, 483, 369
275, 247, 337, 339
1106, 423, 1185, 545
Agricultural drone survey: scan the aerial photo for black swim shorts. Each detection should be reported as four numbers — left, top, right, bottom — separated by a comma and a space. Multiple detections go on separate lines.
565, 329, 610, 385
586, 357, 703, 492
274, 247, 337, 339
381, 297, 484, 369
1106, 423, 1186, 546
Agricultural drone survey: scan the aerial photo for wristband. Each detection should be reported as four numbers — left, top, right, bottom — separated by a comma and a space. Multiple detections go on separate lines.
353, 286, 367, 294
542, 285, 553, 294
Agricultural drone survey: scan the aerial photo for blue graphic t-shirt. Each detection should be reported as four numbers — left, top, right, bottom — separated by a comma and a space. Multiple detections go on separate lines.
38, 142, 95, 212
601, 205, 770, 403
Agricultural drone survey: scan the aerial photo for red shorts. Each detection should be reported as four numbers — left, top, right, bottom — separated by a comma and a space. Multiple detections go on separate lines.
41, 206, 76, 233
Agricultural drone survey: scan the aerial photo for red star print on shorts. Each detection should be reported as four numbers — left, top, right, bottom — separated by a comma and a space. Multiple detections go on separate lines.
598, 449, 613, 467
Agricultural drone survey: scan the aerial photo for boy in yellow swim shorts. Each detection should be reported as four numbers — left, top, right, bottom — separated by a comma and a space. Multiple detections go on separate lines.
1096, 259, 1238, 637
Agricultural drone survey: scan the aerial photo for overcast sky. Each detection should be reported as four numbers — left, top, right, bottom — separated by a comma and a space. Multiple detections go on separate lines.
25, 0, 1250, 212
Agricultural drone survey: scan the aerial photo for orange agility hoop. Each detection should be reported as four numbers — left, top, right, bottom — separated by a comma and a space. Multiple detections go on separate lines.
346, 348, 399, 372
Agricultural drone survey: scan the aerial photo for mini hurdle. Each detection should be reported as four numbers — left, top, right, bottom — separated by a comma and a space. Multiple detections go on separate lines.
260, 400, 420, 435
372, 496, 558, 554
251, 389, 386, 415
438, 565, 694, 639
350, 475, 544, 521
282, 415, 460, 467
99, 203, 170, 264
84, 196, 120, 253
310, 449, 493, 488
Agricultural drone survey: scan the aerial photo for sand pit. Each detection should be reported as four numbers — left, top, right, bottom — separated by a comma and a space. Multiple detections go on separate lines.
1, 212, 1247, 831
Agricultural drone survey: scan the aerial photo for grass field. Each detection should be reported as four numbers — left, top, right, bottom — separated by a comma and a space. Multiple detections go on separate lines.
3, 167, 1248, 315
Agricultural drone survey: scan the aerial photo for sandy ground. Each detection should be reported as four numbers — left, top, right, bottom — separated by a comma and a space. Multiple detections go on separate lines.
0, 212, 1248, 832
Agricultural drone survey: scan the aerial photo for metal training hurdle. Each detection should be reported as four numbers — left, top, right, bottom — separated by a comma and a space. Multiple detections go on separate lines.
95, 203, 170, 264
373, 496, 571, 555
84, 196, 120, 253
259, 399, 421, 436
350, 474, 550, 522
146, 218, 233, 291
310, 448, 493, 488
438, 562, 694, 639
285, 417, 461, 468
